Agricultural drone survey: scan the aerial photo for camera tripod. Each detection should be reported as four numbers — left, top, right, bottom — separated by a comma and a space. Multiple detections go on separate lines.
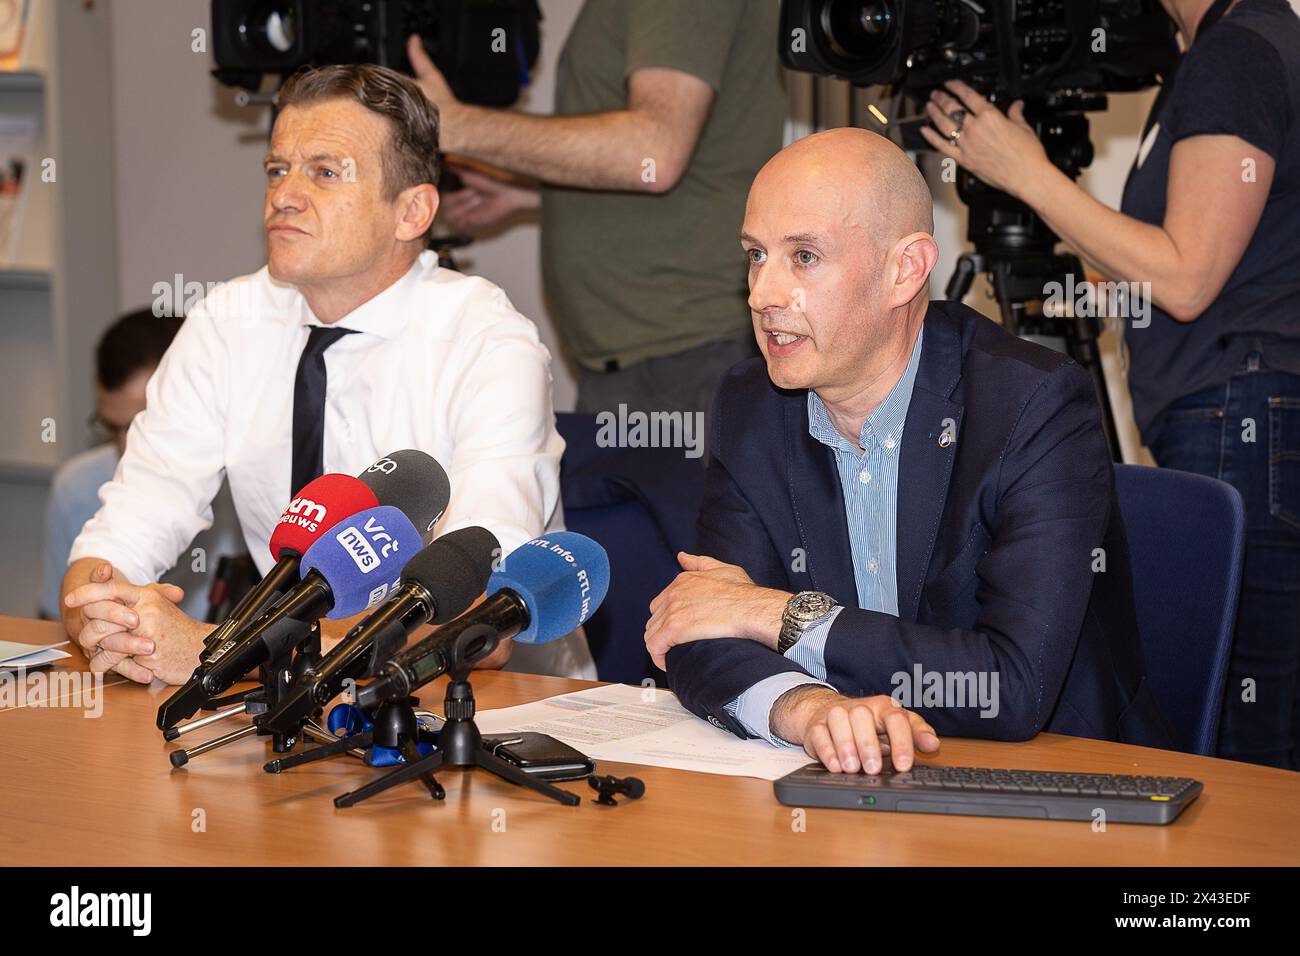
940, 104, 1123, 461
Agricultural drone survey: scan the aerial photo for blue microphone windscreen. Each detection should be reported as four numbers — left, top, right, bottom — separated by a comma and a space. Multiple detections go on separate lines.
300, 505, 424, 618
488, 531, 610, 645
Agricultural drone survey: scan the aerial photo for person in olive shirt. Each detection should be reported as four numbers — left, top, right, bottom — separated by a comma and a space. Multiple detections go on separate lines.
407, 0, 785, 423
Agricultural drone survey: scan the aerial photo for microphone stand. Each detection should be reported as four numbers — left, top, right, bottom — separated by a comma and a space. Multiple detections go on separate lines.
262, 698, 445, 801
332, 625, 581, 808
164, 699, 251, 741
161, 682, 266, 741
167, 618, 323, 767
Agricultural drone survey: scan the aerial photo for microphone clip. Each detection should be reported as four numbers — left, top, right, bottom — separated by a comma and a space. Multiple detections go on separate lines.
587, 773, 646, 806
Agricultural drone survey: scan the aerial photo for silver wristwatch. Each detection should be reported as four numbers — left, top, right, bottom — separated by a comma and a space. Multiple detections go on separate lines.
777, 591, 837, 654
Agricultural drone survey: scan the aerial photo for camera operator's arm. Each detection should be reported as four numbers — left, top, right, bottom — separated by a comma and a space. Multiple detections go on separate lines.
409, 35, 711, 193
406, 0, 753, 197
921, 78, 1275, 323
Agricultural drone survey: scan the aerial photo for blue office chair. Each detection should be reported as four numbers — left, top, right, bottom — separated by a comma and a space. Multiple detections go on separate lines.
1114, 464, 1244, 756
554, 413, 705, 685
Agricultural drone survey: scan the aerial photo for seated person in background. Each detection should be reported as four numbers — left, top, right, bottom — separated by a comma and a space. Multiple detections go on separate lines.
60, 63, 593, 685
645, 128, 1171, 773
39, 309, 242, 622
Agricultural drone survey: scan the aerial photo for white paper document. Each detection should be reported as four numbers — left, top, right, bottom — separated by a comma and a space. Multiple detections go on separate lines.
475, 683, 813, 781
0, 640, 71, 670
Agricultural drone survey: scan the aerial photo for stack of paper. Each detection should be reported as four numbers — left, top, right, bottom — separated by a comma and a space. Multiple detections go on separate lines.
0, 639, 71, 671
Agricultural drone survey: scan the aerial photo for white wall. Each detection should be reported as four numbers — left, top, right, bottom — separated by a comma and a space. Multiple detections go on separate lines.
110, 0, 268, 311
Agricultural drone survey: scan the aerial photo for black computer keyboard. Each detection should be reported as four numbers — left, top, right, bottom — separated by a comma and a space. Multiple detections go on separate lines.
774, 764, 1203, 825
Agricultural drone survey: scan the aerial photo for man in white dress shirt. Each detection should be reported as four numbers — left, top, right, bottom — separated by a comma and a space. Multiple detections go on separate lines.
60, 64, 594, 684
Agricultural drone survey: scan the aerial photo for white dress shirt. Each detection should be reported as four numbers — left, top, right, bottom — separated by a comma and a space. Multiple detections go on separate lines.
71, 250, 595, 679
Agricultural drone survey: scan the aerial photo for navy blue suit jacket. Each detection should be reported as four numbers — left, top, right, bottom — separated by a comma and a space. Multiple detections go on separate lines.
667, 300, 1171, 747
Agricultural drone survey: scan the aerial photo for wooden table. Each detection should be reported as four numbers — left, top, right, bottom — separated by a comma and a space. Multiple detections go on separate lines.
2, 616, 1298, 866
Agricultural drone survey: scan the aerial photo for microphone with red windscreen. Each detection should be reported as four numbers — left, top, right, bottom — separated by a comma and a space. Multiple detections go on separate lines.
197, 449, 450, 662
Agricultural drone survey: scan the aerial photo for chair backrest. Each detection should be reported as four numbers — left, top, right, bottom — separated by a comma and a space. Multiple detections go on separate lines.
1113, 464, 1244, 755
555, 413, 698, 685
563, 500, 678, 684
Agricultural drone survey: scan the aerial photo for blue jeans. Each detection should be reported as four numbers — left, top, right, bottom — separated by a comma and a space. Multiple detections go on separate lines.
1148, 353, 1300, 769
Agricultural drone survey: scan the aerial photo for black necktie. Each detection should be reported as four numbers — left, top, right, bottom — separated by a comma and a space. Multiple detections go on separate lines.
291, 326, 356, 497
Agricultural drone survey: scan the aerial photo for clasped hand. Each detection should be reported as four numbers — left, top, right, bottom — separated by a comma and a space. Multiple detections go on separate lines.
64, 561, 213, 684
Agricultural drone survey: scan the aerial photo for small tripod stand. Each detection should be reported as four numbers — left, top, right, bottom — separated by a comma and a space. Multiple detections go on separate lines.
333, 625, 581, 808
262, 698, 445, 801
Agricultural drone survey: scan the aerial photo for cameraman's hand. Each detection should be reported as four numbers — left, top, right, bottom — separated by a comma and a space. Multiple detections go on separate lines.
440, 168, 539, 231
408, 35, 471, 152
921, 80, 1051, 199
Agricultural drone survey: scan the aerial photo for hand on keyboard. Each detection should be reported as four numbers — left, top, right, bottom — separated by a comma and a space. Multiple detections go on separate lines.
771, 689, 941, 773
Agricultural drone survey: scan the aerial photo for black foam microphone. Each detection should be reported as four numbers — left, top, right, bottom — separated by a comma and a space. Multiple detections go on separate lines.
357, 450, 452, 542
257, 526, 500, 735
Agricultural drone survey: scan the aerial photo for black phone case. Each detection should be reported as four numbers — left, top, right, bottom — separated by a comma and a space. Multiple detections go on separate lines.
481, 732, 595, 781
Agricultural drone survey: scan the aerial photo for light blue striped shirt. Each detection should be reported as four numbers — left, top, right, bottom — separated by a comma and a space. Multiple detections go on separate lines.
723, 327, 924, 745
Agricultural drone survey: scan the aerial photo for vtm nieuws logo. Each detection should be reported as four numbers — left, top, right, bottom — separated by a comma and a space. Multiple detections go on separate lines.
280, 496, 327, 533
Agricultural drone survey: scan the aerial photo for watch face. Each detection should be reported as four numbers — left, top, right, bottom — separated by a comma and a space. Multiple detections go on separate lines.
790, 591, 834, 623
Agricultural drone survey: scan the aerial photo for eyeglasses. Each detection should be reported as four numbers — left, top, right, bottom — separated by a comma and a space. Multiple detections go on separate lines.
87, 412, 129, 446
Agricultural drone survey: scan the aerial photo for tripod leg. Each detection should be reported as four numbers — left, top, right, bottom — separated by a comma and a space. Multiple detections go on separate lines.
264, 731, 372, 773
169, 721, 258, 768
476, 749, 581, 806
165, 701, 248, 741
334, 750, 447, 808
206, 687, 260, 709
945, 253, 979, 304
399, 740, 445, 800
1063, 311, 1123, 461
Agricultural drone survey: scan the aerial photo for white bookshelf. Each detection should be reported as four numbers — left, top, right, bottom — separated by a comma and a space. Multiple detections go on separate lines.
0, 0, 118, 616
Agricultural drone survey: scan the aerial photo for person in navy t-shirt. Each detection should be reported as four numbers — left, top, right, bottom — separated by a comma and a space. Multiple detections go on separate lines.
921, 0, 1300, 768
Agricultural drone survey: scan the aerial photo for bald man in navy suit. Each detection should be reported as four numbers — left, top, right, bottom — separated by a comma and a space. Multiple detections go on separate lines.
644, 129, 1171, 774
